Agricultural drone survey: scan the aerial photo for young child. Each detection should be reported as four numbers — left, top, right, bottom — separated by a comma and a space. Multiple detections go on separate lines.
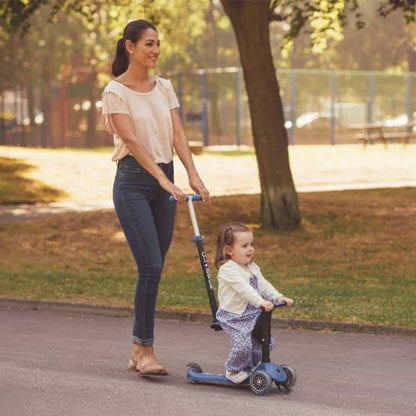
215, 223, 293, 384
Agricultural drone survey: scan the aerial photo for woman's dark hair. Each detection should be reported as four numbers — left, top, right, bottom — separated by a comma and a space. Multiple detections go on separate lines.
215, 223, 252, 269
111, 19, 157, 77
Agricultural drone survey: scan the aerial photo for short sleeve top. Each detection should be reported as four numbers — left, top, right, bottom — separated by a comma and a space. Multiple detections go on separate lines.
101, 76, 180, 163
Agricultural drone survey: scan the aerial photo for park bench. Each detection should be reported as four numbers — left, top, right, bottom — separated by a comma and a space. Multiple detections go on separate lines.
348, 121, 416, 147
188, 140, 204, 154
185, 111, 204, 154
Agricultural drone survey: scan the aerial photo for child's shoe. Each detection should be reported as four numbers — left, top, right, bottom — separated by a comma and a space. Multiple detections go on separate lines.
225, 370, 250, 384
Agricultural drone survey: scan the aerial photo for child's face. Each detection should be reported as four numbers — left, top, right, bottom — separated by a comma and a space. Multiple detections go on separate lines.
226, 231, 255, 266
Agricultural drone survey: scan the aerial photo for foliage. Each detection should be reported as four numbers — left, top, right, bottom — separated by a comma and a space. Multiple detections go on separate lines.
272, 0, 416, 71
1, 1, 225, 90
2, 0, 414, 85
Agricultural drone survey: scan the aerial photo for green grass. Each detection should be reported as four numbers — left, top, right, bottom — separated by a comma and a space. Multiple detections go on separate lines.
1, 189, 415, 328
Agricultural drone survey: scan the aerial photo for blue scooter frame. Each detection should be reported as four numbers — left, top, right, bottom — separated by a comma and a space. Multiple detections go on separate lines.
169, 194, 221, 330
170, 195, 297, 396
186, 301, 297, 395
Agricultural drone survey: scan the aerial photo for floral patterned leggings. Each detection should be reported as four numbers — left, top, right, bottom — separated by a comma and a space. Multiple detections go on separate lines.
216, 276, 275, 373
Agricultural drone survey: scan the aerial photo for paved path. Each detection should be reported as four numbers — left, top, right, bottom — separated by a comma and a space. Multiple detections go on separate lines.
1, 308, 415, 416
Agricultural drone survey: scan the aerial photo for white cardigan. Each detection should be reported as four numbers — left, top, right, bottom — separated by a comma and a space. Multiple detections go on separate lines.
217, 260, 283, 314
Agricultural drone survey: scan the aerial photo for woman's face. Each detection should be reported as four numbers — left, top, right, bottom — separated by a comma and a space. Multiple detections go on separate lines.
128, 28, 160, 69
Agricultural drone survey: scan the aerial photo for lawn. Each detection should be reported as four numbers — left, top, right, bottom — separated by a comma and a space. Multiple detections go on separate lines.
1, 189, 415, 329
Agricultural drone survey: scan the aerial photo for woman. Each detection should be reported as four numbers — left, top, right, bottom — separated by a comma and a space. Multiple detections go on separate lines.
102, 19, 210, 376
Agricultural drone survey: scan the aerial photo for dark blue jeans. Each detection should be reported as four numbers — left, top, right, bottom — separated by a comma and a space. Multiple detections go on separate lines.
113, 155, 176, 345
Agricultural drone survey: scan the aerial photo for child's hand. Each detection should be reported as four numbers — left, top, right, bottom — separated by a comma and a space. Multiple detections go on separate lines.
260, 300, 274, 311
278, 296, 294, 307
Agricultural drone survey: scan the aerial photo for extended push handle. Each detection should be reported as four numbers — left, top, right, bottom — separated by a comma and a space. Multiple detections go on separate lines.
168, 194, 202, 203
169, 193, 221, 331
169, 194, 203, 238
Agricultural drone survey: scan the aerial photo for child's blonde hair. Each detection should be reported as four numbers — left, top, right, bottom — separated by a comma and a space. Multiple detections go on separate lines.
215, 223, 251, 269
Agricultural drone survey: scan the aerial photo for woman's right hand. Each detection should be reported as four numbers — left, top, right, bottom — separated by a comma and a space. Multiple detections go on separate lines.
159, 176, 186, 204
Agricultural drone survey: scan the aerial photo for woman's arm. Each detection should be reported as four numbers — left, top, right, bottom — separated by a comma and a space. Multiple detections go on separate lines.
170, 108, 210, 203
110, 113, 186, 203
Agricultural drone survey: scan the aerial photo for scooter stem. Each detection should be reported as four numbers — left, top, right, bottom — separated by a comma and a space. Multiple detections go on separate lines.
187, 198, 201, 237
170, 195, 222, 331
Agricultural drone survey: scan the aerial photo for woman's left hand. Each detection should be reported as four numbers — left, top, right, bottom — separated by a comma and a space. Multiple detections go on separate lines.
189, 174, 211, 203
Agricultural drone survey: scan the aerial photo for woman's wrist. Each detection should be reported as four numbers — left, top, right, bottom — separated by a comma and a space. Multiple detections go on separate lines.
187, 168, 199, 179
156, 170, 169, 183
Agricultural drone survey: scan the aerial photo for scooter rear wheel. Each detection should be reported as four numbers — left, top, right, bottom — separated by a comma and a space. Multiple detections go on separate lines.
186, 362, 203, 383
250, 370, 272, 396
186, 362, 203, 373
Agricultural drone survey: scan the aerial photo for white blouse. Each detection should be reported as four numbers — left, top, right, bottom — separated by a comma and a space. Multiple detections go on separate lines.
102, 77, 180, 163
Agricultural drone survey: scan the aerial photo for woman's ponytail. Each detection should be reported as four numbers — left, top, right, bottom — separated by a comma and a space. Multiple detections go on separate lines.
110, 20, 158, 77
111, 38, 128, 77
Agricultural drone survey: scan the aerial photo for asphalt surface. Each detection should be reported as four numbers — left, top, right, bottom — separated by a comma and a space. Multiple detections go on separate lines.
1, 308, 415, 416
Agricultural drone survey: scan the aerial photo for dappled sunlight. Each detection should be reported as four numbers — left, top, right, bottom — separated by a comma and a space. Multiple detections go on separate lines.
0, 155, 67, 204
2, 145, 416, 205
111, 230, 126, 242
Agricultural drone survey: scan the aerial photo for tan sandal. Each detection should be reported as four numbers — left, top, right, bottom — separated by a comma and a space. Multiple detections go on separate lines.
137, 362, 168, 376
128, 356, 168, 375
128, 358, 138, 372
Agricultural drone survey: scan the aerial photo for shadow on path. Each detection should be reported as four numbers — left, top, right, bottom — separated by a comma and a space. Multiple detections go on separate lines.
0, 156, 67, 206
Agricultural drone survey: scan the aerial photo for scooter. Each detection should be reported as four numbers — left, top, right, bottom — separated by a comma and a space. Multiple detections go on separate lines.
169, 194, 297, 396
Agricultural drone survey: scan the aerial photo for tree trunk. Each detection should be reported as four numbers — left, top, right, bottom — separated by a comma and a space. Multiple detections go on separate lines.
40, 84, 51, 148
408, 46, 416, 72
205, 3, 222, 139
220, 0, 301, 230
26, 83, 36, 126
86, 71, 97, 147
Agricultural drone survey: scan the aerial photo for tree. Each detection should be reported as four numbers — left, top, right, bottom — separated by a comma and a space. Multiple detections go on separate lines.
1, 0, 216, 146
3, 0, 415, 228
274, 0, 416, 72
220, 1, 300, 230
219, 0, 414, 229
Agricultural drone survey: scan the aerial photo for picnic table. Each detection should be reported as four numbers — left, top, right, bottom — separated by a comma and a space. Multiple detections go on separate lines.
348, 120, 416, 146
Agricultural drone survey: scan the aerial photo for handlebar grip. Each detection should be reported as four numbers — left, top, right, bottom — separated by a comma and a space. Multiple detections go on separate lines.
273, 300, 287, 308
168, 194, 202, 203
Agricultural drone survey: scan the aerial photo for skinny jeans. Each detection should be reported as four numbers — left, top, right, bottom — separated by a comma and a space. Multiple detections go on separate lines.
113, 155, 176, 345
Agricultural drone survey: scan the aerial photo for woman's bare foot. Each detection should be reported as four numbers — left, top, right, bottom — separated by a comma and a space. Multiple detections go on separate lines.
129, 345, 168, 375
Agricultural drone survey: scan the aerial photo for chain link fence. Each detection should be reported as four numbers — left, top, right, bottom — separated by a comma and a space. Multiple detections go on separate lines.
1, 68, 415, 147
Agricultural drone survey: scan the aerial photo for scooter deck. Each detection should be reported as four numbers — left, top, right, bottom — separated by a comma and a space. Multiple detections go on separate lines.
186, 363, 287, 385
186, 369, 250, 386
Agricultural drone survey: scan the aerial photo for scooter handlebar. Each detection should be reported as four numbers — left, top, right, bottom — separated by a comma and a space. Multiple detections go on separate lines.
260, 300, 287, 312
168, 194, 202, 203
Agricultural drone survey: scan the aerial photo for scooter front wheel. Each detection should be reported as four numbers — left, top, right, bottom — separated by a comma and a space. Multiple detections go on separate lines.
250, 370, 272, 396
276, 364, 297, 392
